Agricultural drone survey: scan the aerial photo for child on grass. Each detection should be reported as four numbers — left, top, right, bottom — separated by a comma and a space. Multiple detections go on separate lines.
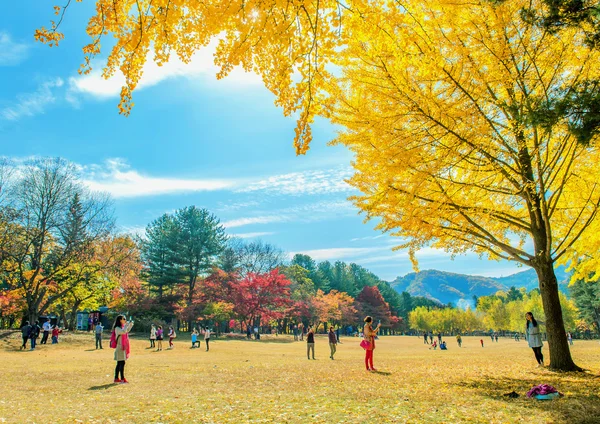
51, 325, 62, 344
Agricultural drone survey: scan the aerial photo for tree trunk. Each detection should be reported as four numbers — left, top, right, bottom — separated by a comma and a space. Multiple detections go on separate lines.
534, 261, 581, 371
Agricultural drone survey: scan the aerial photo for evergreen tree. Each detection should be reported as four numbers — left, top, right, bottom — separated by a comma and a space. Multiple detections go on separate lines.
569, 279, 600, 332
141, 214, 180, 299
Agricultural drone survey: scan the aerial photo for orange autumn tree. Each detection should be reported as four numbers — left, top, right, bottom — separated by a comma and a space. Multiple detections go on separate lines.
331, 0, 600, 371
312, 289, 356, 331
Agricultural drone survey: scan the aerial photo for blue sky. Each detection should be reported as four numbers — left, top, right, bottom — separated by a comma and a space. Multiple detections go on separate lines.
0, 5, 526, 281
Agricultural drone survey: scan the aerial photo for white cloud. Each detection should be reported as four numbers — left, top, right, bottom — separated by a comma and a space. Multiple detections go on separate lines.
68, 40, 262, 100
216, 200, 261, 212
119, 225, 146, 236
229, 231, 276, 239
289, 247, 387, 261
222, 200, 356, 228
0, 32, 29, 66
350, 234, 387, 242
82, 158, 236, 198
223, 216, 288, 228
237, 167, 353, 196
1, 78, 64, 121
80, 159, 356, 201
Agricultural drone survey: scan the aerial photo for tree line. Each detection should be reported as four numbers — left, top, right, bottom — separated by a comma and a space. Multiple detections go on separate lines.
0, 159, 435, 331
2, 159, 598, 341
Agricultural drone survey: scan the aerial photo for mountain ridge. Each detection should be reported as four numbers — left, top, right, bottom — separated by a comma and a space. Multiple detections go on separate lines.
390, 267, 570, 305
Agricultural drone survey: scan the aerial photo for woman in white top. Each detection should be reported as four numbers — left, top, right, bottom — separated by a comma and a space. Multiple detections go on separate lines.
204, 327, 211, 351
150, 324, 157, 348
525, 312, 544, 366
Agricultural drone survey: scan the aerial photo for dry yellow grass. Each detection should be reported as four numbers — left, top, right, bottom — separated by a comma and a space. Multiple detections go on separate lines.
1, 331, 599, 423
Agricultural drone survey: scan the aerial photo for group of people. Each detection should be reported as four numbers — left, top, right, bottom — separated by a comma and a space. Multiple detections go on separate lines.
62, 309, 555, 386
305, 316, 379, 371
20, 319, 63, 350
190, 326, 212, 351
147, 324, 212, 351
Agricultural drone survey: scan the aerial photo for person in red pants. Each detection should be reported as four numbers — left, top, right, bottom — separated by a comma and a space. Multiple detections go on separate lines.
363, 316, 381, 371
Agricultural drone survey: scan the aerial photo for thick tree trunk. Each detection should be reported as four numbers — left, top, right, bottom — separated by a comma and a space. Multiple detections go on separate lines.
534, 261, 581, 371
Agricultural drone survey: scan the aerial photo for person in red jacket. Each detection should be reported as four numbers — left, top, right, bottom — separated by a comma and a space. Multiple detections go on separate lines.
51, 325, 62, 344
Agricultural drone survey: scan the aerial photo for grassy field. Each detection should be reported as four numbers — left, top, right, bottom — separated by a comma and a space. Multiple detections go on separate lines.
1, 331, 599, 424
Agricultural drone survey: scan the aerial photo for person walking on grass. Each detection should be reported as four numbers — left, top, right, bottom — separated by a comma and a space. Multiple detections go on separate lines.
456, 334, 462, 348
156, 326, 163, 351
363, 316, 381, 371
567, 332, 573, 346
168, 326, 176, 349
525, 312, 545, 367
29, 321, 40, 350
41, 318, 51, 344
328, 326, 337, 359
423, 332, 428, 344
112, 315, 133, 384
150, 324, 157, 348
480, 339, 484, 347
306, 325, 316, 359
20, 321, 30, 350
203, 326, 211, 351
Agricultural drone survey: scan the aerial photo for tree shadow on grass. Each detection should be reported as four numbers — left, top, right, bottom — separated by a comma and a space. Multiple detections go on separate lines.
452, 371, 600, 424
0, 331, 18, 340
88, 383, 119, 391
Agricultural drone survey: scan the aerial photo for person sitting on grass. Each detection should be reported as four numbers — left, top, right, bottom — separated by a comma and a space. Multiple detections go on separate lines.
440, 341, 447, 350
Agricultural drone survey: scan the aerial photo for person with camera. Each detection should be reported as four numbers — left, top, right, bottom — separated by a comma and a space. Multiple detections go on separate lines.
363, 316, 381, 371
112, 315, 134, 383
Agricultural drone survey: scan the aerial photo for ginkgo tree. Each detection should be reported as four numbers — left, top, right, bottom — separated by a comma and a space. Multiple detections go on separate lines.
36, 0, 600, 371
330, 0, 600, 370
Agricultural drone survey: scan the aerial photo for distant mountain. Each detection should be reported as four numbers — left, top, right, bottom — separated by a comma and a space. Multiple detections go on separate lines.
390, 266, 570, 305
494, 267, 570, 292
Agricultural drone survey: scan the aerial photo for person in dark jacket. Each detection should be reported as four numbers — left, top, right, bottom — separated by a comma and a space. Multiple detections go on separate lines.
20, 321, 31, 350
29, 321, 40, 350
328, 326, 338, 359
306, 325, 316, 359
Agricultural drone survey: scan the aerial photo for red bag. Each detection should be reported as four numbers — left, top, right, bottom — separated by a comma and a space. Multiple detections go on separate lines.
360, 339, 371, 350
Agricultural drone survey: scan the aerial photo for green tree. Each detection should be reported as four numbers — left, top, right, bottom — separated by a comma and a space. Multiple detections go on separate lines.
141, 214, 180, 298
172, 206, 227, 329
291, 254, 329, 292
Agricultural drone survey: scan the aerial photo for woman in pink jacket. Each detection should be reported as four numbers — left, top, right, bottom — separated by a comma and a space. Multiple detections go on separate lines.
363, 316, 381, 371
112, 315, 133, 383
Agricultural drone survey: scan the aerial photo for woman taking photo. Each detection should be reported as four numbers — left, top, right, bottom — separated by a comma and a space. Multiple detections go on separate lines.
113, 315, 134, 383
363, 316, 381, 371
525, 312, 544, 366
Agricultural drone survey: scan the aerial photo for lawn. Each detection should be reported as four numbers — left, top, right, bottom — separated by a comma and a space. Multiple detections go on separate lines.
1, 332, 599, 423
